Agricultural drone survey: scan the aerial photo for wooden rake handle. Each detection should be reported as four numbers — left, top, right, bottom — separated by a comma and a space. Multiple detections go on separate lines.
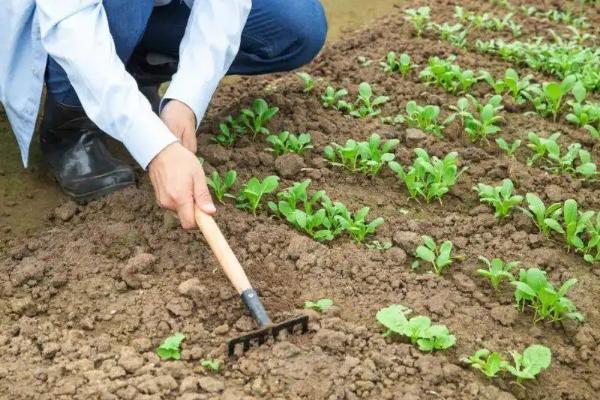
194, 208, 252, 294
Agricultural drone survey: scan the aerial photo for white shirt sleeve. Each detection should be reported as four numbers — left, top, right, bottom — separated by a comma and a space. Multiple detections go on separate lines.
35, 0, 178, 169
163, 0, 252, 128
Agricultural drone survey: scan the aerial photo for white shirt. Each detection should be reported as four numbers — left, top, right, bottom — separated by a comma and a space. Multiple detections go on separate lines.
0, 0, 251, 168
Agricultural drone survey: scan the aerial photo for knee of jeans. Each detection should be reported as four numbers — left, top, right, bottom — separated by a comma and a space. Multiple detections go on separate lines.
286, 1, 328, 69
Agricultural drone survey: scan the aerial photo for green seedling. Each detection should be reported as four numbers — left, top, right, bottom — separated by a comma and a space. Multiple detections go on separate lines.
404, 7, 431, 37
477, 256, 517, 289
304, 298, 333, 312
349, 82, 389, 118
366, 240, 392, 251
429, 22, 464, 41
503, 345, 552, 384
404, 101, 445, 137
525, 75, 577, 121
512, 267, 583, 323
357, 56, 373, 67
320, 195, 351, 237
321, 86, 348, 109
583, 213, 600, 263
544, 142, 597, 178
236, 175, 279, 215
335, 207, 384, 243
474, 179, 523, 219
420, 56, 478, 95
266, 131, 312, 156
526, 131, 560, 166
381, 52, 411, 76
496, 137, 521, 157
565, 81, 596, 127
240, 99, 279, 138
297, 72, 315, 93
464, 95, 504, 142
324, 133, 398, 177
446, 97, 472, 127
207, 170, 237, 204
389, 149, 464, 203
377, 305, 456, 352
462, 348, 505, 378
503, 68, 537, 103
213, 122, 236, 147
156, 332, 185, 361
480, 70, 507, 95
201, 359, 221, 372
519, 193, 563, 237
413, 235, 453, 275
561, 198, 594, 251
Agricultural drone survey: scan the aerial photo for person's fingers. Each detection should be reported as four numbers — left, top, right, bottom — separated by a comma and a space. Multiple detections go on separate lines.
177, 200, 197, 230
193, 169, 216, 215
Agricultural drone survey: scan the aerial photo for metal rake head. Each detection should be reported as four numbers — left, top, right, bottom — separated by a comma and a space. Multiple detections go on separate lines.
226, 315, 309, 356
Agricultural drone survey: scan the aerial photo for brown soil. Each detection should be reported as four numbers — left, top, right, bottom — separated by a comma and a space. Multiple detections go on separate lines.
2, 1, 600, 399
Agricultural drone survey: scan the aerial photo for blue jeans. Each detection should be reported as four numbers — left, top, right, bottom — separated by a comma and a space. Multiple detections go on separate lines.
46, 0, 328, 106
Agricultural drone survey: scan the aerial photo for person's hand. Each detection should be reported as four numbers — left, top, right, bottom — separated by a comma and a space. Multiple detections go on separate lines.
148, 142, 215, 229
160, 99, 197, 153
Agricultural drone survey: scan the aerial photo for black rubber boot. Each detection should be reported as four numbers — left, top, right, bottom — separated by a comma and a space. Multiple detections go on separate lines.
127, 52, 178, 113
40, 97, 136, 203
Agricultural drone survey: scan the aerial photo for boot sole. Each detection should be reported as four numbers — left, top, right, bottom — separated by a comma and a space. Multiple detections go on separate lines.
46, 169, 136, 204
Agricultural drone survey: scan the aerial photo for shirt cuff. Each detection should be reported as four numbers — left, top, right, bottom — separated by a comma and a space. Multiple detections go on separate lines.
121, 111, 178, 169
162, 75, 218, 130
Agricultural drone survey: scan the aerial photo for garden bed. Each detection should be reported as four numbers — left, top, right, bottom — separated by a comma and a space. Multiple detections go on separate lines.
1, 0, 600, 399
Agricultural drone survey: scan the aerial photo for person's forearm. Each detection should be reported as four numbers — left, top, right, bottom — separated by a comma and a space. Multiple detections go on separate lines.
36, 0, 177, 168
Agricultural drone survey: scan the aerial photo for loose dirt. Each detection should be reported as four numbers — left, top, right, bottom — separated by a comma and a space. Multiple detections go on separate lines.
1, 1, 600, 399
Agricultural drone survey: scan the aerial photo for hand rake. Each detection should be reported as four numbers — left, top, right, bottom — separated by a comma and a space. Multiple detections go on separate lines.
195, 209, 309, 356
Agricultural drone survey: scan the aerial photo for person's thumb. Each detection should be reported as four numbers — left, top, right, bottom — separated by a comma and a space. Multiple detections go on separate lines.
193, 171, 216, 215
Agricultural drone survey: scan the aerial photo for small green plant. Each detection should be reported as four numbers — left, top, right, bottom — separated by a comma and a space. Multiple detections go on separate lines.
420, 56, 478, 95
404, 101, 446, 137
474, 179, 523, 219
349, 82, 389, 118
207, 170, 237, 204
335, 207, 384, 243
266, 131, 312, 156
503, 345, 552, 384
463, 95, 504, 142
512, 267, 584, 323
462, 348, 505, 378
201, 359, 221, 372
565, 81, 596, 127
389, 149, 465, 203
213, 122, 237, 147
477, 256, 517, 289
304, 298, 333, 312
381, 52, 411, 75
560, 198, 594, 251
321, 86, 349, 109
519, 193, 563, 237
404, 7, 431, 37
324, 133, 398, 177
377, 305, 456, 352
156, 332, 185, 361
297, 72, 315, 93
429, 22, 464, 40
524, 75, 577, 121
240, 99, 279, 138
526, 131, 561, 166
413, 235, 453, 275
496, 137, 521, 157
236, 176, 279, 215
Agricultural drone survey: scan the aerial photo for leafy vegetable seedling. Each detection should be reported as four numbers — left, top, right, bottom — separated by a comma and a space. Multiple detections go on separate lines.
266, 131, 312, 156
349, 82, 389, 118
297, 72, 315, 93
512, 267, 584, 323
366, 240, 392, 251
335, 207, 385, 243
236, 175, 279, 215
324, 133, 398, 177
201, 359, 221, 372
503, 344, 552, 384
413, 235, 453, 275
462, 348, 505, 378
156, 332, 185, 361
376, 305, 456, 352
304, 298, 333, 312
321, 86, 349, 110
207, 170, 237, 204
477, 256, 517, 289
463, 95, 504, 143
474, 179, 523, 219
496, 137, 521, 157
404, 101, 446, 137
381, 52, 411, 76
240, 98, 279, 138
519, 193, 563, 237
561, 198, 594, 251
525, 75, 577, 121
404, 7, 431, 37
